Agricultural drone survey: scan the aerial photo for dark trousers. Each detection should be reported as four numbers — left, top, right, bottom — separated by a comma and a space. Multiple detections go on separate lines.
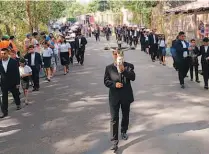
178, 58, 190, 85
202, 62, 209, 87
129, 37, 133, 46
31, 66, 40, 89
133, 37, 138, 47
173, 56, 178, 70
150, 44, 158, 61
76, 48, 85, 64
189, 58, 199, 80
95, 34, 100, 41
70, 42, 75, 64
109, 101, 130, 145
1, 86, 21, 114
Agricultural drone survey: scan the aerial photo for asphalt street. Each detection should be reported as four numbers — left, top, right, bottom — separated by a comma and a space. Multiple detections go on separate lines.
1, 36, 209, 154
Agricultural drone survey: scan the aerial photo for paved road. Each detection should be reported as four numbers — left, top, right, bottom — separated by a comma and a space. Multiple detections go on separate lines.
1, 37, 209, 154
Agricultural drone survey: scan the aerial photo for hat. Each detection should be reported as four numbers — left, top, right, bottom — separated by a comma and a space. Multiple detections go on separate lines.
2, 35, 10, 39
203, 37, 209, 42
19, 58, 26, 64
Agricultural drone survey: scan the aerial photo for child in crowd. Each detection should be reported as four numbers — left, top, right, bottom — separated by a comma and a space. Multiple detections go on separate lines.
19, 58, 32, 105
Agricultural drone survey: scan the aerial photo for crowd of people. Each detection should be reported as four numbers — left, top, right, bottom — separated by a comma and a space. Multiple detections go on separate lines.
0, 25, 87, 118
112, 24, 209, 90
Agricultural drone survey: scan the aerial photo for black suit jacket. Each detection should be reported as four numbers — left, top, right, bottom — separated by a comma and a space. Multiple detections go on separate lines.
200, 45, 209, 64
174, 40, 189, 62
75, 36, 87, 51
24, 52, 42, 70
133, 30, 140, 38
104, 62, 135, 104
148, 33, 158, 45
0, 58, 20, 89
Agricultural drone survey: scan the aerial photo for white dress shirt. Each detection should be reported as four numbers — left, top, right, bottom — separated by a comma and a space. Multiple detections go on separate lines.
79, 38, 81, 48
153, 35, 156, 44
159, 40, 166, 47
19, 65, 32, 76
134, 31, 137, 37
58, 43, 71, 53
2, 58, 10, 72
204, 46, 208, 53
31, 53, 35, 66
181, 41, 187, 48
42, 47, 53, 57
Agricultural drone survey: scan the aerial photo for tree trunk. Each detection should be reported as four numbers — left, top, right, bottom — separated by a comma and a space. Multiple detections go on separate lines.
5, 23, 11, 36
26, 0, 33, 33
33, 2, 38, 32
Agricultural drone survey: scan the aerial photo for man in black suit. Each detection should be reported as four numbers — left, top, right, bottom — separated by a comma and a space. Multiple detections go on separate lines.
199, 37, 209, 89
148, 29, 158, 62
0, 48, 21, 118
175, 31, 190, 89
104, 48, 135, 151
132, 26, 140, 48
75, 31, 87, 65
188, 39, 200, 83
24, 45, 42, 91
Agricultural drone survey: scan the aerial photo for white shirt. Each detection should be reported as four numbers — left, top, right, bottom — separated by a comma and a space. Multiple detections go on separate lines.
79, 38, 81, 48
19, 65, 32, 76
2, 58, 10, 72
153, 35, 156, 44
145, 36, 149, 41
54, 44, 59, 55
31, 53, 35, 66
159, 40, 166, 47
205, 46, 208, 53
134, 31, 137, 37
42, 47, 53, 57
58, 43, 71, 53
181, 41, 187, 48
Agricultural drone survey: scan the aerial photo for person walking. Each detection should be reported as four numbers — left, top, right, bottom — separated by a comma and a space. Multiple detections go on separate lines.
175, 31, 190, 89
104, 48, 135, 151
24, 45, 42, 91
0, 48, 21, 118
199, 37, 209, 89
75, 31, 87, 65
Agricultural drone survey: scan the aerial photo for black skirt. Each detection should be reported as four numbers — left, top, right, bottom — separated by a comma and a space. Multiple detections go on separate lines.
21, 77, 29, 90
43, 57, 51, 68
60, 52, 70, 66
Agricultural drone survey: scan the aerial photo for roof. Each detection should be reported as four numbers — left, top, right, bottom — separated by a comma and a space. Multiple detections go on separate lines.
165, 1, 209, 14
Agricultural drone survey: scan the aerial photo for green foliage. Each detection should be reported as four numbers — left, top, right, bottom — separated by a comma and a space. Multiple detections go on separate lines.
0, 1, 65, 51
64, 1, 86, 17
87, 0, 99, 13
122, 1, 158, 26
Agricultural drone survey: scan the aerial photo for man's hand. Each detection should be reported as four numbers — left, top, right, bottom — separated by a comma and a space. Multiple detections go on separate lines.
188, 47, 192, 51
116, 82, 123, 88
119, 64, 125, 72
206, 57, 209, 60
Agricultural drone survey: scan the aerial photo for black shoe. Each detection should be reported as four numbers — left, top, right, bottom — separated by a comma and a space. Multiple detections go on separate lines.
110, 144, 118, 152
204, 86, 208, 90
181, 84, 185, 89
16, 105, 21, 110
0, 113, 8, 118
196, 80, 200, 83
121, 133, 128, 140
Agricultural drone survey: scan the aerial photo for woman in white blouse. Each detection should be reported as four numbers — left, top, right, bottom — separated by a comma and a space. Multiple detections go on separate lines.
42, 41, 53, 81
58, 35, 71, 75
158, 35, 167, 65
